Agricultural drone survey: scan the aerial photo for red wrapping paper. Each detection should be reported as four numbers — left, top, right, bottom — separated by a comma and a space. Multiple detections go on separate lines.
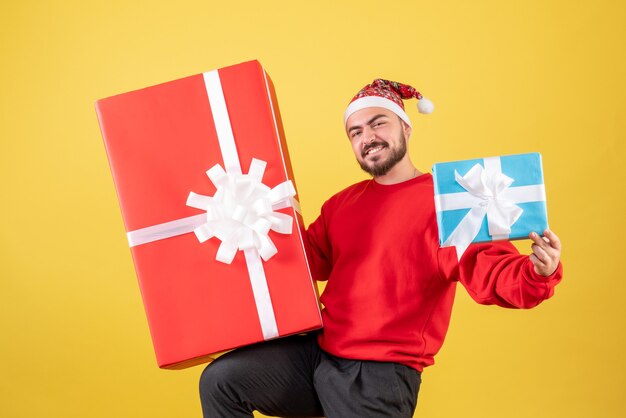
95, 60, 322, 369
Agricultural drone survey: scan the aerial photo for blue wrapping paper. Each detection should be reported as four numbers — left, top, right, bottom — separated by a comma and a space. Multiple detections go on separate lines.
432, 152, 549, 257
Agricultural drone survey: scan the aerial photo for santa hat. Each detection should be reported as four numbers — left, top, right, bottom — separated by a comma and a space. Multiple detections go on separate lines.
344, 79, 434, 128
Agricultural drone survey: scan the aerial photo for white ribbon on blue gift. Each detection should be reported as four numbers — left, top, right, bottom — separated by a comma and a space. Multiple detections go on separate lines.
125, 69, 300, 341
435, 156, 546, 261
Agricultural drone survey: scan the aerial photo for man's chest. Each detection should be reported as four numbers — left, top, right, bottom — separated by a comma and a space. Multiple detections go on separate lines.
326, 192, 438, 258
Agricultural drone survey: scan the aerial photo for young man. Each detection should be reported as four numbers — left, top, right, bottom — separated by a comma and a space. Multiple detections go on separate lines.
199, 79, 563, 418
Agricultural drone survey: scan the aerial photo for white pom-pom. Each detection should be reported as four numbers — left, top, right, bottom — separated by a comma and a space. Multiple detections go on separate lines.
417, 97, 434, 114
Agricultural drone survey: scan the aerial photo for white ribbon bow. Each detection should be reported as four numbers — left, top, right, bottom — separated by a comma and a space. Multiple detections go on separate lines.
442, 162, 523, 260
186, 158, 296, 264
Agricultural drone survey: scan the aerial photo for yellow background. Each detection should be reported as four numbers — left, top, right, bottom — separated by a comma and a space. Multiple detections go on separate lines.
2, 0, 624, 417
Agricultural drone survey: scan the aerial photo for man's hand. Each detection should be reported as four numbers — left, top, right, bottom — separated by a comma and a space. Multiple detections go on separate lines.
529, 229, 562, 276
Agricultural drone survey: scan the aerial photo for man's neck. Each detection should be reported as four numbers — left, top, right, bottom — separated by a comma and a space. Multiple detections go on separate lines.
373, 159, 422, 185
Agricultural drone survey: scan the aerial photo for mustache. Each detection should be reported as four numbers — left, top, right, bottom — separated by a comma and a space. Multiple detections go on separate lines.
362, 141, 388, 157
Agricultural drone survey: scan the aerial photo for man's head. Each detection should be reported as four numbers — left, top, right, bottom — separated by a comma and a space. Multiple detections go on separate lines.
343, 79, 433, 177
346, 107, 411, 177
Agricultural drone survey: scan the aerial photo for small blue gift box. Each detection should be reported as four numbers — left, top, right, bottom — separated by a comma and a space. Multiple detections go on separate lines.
432, 152, 549, 259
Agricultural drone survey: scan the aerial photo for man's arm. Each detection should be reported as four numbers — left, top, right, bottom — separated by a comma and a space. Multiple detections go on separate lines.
303, 208, 333, 282
437, 230, 563, 309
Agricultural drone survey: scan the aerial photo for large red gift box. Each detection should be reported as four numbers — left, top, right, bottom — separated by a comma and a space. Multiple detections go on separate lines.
95, 60, 322, 369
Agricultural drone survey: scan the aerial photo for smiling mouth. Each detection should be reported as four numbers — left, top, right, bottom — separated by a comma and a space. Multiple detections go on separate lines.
363, 143, 387, 158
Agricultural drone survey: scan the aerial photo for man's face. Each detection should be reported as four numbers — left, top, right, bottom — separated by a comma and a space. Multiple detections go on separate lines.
345, 107, 411, 177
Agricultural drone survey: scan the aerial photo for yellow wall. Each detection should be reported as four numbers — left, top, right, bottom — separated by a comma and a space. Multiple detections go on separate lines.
2, 1, 624, 417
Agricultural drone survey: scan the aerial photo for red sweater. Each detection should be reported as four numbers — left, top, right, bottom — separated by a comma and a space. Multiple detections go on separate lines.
305, 174, 562, 372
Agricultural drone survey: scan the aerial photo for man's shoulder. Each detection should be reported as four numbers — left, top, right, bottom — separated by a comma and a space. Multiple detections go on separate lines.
326, 179, 371, 201
317, 179, 369, 214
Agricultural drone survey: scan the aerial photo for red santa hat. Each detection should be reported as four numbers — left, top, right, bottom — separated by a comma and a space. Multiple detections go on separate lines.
344, 79, 434, 128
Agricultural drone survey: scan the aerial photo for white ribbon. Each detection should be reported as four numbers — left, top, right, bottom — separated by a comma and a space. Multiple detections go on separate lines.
435, 157, 546, 260
125, 69, 298, 341
186, 159, 296, 264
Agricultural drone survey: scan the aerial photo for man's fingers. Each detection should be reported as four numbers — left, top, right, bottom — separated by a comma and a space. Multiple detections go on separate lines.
529, 231, 549, 249
531, 244, 550, 263
530, 230, 561, 253
543, 229, 562, 251
529, 229, 561, 276
529, 253, 544, 268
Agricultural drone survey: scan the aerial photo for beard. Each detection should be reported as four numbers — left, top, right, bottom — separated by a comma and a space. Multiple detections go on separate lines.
357, 131, 408, 177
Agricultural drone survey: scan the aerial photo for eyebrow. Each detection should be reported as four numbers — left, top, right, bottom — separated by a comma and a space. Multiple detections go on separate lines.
347, 114, 388, 134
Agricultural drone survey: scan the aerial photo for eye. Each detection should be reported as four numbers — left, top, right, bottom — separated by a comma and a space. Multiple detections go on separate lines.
350, 130, 362, 139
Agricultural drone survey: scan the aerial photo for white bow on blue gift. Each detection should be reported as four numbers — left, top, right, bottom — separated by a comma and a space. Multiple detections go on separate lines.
435, 157, 546, 260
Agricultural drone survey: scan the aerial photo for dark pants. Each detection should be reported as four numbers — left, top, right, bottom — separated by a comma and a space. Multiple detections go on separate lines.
199, 333, 421, 418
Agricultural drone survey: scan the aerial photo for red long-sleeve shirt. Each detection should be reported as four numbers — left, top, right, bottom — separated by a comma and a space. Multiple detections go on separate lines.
305, 174, 562, 372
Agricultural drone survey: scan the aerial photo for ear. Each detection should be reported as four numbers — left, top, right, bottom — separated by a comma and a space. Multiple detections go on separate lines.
402, 121, 412, 140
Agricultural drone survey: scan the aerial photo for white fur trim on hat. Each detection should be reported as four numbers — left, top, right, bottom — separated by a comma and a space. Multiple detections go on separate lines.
344, 96, 412, 129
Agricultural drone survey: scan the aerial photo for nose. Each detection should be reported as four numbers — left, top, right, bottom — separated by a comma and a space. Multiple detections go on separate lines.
362, 126, 376, 145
